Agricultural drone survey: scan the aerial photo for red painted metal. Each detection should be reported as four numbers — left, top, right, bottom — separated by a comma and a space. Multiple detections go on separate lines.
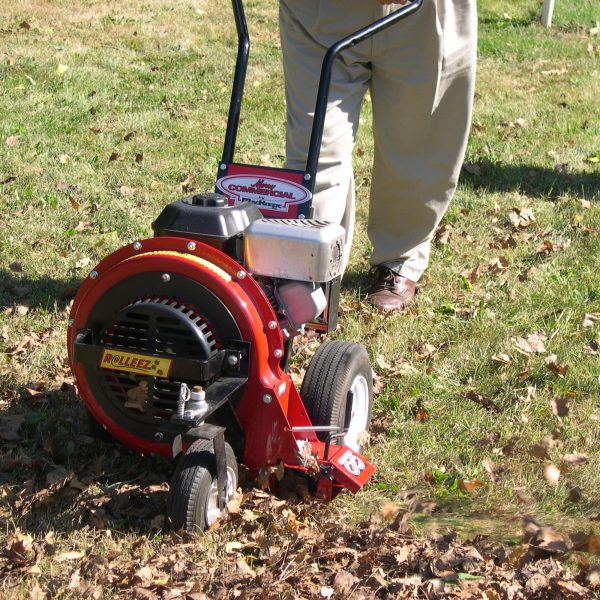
68, 236, 374, 493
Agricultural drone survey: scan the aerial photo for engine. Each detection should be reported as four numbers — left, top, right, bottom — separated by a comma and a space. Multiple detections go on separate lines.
152, 192, 344, 334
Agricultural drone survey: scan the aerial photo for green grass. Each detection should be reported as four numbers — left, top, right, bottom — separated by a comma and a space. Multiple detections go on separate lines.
1, 0, 599, 595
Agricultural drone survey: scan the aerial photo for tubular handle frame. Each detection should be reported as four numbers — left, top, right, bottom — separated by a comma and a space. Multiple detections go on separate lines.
221, 0, 424, 184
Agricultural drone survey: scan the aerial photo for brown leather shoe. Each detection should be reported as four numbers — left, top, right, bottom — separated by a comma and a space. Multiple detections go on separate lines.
366, 266, 416, 312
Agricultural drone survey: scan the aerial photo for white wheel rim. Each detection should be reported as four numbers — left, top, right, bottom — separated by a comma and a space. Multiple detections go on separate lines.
343, 374, 370, 452
205, 467, 236, 526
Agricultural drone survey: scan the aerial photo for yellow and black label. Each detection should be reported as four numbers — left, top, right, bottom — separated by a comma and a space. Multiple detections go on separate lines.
100, 349, 172, 377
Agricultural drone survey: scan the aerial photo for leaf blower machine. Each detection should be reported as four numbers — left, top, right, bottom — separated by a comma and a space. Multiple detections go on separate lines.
67, 0, 422, 531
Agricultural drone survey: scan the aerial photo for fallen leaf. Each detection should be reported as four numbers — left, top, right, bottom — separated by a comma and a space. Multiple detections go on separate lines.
5, 135, 19, 147
56, 64, 69, 75
465, 391, 500, 413
108, 152, 124, 162
180, 173, 195, 192
543, 463, 560, 486
509, 207, 535, 228
513, 333, 546, 354
482, 458, 497, 484
491, 353, 512, 364
458, 479, 486, 495
545, 355, 568, 378
56, 550, 85, 562
563, 453, 588, 465
551, 396, 569, 417
333, 570, 358, 595
75, 257, 91, 269
583, 313, 599, 328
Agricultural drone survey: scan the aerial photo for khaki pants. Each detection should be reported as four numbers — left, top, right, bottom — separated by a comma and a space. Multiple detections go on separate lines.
279, 0, 477, 281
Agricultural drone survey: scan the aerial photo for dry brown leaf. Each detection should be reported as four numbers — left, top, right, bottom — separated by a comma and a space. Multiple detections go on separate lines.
56, 550, 85, 562
563, 453, 588, 465
180, 173, 195, 192
513, 333, 547, 354
380, 502, 401, 522
491, 353, 512, 364
545, 356, 568, 378
108, 152, 124, 162
458, 479, 486, 495
414, 342, 437, 361
465, 391, 500, 413
582, 313, 599, 328
529, 444, 551, 461
488, 256, 509, 274
551, 396, 569, 417
435, 223, 454, 245
543, 464, 560, 486
509, 207, 535, 228
333, 570, 358, 595
482, 458, 497, 484
5, 135, 20, 147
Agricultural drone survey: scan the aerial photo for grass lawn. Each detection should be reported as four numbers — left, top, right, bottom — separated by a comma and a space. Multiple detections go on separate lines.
1, 0, 599, 596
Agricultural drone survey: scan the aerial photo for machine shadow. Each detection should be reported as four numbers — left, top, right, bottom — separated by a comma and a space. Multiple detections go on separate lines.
0, 269, 82, 312
459, 161, 599, 200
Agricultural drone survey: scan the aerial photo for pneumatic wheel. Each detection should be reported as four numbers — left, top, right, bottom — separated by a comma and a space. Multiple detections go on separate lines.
300, 341, 373, 452
167, 439, 238, 532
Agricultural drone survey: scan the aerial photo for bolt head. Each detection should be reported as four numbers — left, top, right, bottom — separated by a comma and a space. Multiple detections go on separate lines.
262, 394, 272, 404
133, 241, 142, 251
187, 241, 196, 251
268, 320, 277, 330
303, 173, 311, 180
298, 214, 305, 219
274, 349, 283, 359
90, 270, 98, 279
236, 270, 246, 279
161, 273, 170, 283
154, 432, 164, 441
227, 355, 239, 366
68, 319, 74, 327
219, 163, 227, 171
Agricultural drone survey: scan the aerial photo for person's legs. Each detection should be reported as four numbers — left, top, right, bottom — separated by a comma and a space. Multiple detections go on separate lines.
368, 0, 477, 291
279, 0, 373, 270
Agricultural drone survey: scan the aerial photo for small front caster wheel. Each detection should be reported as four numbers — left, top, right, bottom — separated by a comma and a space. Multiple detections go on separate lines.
167, 439, 238, 531
300, 340, 373, 452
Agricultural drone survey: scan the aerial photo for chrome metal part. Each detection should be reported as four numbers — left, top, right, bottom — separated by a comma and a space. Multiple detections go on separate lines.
243, 219, 344, 282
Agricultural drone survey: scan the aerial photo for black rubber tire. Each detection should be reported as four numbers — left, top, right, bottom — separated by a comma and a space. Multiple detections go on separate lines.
300, 340, 373, 452
167, 439, 237, 532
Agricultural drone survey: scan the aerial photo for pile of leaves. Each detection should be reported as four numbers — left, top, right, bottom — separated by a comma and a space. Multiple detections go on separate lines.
2, 436, 600, 599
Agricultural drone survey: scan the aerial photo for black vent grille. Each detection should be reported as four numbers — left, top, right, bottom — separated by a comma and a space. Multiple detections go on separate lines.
98, 297, 218, 419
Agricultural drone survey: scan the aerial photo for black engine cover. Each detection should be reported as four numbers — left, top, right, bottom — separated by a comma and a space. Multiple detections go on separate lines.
152, 193, 262, 261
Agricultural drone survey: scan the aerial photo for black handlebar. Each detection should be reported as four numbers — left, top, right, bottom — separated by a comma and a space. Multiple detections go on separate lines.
221, 0, 424, 182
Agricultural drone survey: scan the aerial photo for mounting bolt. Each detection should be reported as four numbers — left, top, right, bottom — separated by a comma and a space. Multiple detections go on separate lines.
267, 320, 277, 330
274, 349, 283, 359
133, 241, 142, 251
303, 173, 311, 181
236, 270, 246, 279
161, 273, 171, 283
68, 319, 74, 327
262, 394, 272, 404
219, 163, 227, 171
227, 355, 239, 367
90, 270, 98, 279
187, 241, 196, 251
154, 432, 164, 441
298, 214, 305, 219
